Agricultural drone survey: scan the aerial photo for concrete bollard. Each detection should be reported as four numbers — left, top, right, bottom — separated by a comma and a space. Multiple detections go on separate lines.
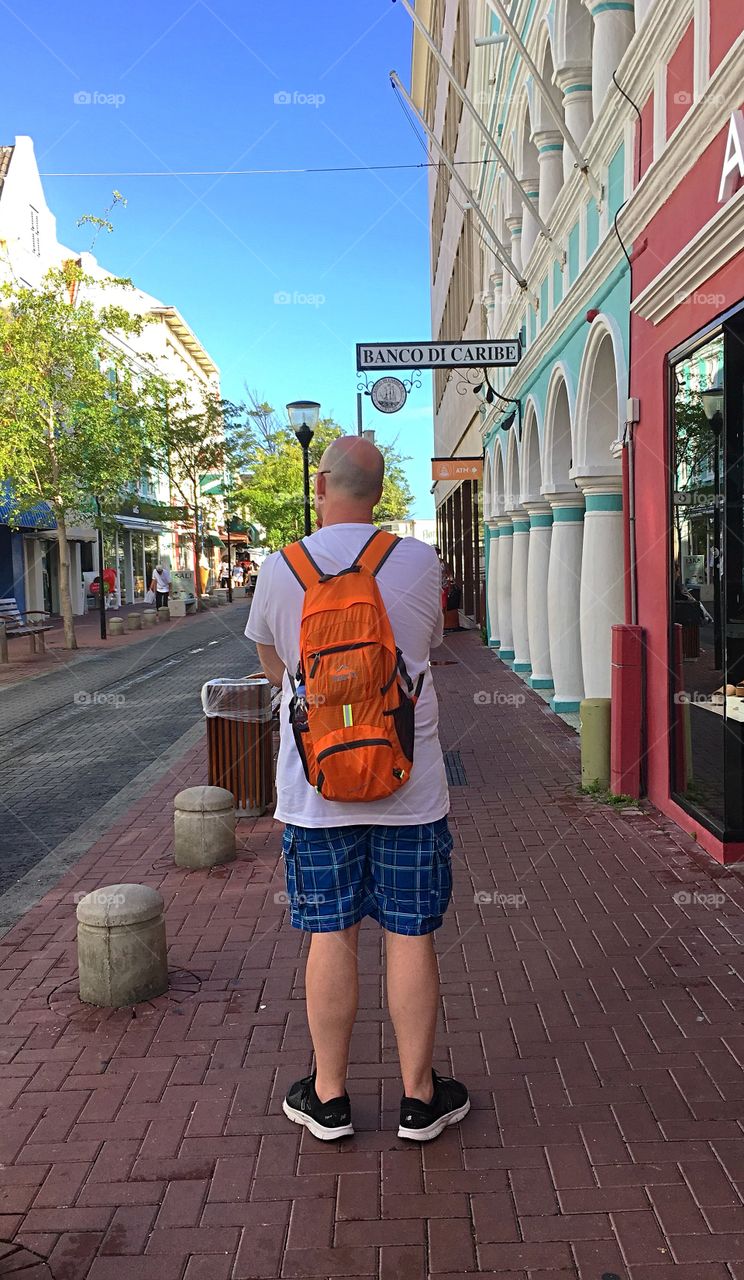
143, 610, 157, 627
174, 785, 236, 869
126, 613, 142, 632
580, 698, 611, 789
76, 884, 168, 1007
157, 605, 171, 622
108, 617, 125, 637
200, 595, 213, 609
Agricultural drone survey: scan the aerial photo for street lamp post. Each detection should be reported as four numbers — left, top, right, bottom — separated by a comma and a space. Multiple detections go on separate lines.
287, 401, 321, 537
94, 496, 107, 641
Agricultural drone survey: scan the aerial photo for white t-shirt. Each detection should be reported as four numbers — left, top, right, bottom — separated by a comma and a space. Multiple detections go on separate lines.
244, 524, 448, 828
153, 568, 171, 592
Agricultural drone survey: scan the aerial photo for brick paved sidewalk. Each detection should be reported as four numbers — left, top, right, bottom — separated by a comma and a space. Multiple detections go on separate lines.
2, 631, 744, 1279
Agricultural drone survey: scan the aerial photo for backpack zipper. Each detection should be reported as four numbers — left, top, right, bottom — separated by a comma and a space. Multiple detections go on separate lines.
316, 737, 392, 763
309, 640, 375, 677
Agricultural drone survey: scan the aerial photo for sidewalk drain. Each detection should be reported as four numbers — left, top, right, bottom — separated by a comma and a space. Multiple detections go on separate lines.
444, 750, 467, 786
0, 1241, 54, 1275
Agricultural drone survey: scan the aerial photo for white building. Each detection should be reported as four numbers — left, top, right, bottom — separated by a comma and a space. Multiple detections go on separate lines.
0, 135, 221, 615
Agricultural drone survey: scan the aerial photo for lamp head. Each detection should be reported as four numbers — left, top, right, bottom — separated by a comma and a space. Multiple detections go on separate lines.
287, 400, 321, 444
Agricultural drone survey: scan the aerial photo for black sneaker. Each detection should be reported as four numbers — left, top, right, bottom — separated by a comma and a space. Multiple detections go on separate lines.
282, 1072, 354, 1141
398, 1070, 470, 1142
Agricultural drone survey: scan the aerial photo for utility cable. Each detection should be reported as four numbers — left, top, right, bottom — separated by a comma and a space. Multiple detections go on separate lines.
39, 159, 494, 179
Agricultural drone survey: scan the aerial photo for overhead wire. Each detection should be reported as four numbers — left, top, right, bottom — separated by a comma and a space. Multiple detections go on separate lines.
39, 159, 494, 178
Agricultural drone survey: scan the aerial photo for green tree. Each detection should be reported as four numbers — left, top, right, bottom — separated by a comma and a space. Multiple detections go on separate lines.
0, 263, 168, 649
147, 391, 227, 598
226, 406, 414, 548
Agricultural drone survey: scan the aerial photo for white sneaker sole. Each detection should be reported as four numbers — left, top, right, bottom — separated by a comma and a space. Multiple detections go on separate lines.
282, 1099, 354, 1141
397, 1098, 471, 1142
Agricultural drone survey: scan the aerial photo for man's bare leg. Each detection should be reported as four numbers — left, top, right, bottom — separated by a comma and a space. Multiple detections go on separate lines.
305, 923, 361, 1101
384, 931, 439, 1101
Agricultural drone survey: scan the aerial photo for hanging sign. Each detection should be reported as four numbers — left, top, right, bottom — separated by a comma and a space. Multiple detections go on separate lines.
370, 376, 407, 413
432, 457, 483, 482
357, 339, 520, 371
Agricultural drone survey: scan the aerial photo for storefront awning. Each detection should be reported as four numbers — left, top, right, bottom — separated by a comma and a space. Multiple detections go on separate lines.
0, 482, 56, 530
205, 534, 225, 548
116, 516, 168, 534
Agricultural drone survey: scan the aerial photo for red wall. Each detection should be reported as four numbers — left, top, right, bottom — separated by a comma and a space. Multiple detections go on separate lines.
710, 0, 744, 74
630, 106, 744, 860
638, 92, 654, 180
665, 21, 694, 137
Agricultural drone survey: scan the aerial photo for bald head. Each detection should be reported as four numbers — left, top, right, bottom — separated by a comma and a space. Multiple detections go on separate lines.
320, 436, 384, 501
314, 435, 385, 527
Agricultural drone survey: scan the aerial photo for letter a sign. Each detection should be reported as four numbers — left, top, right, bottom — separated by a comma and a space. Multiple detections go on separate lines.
718, 110, 744, 203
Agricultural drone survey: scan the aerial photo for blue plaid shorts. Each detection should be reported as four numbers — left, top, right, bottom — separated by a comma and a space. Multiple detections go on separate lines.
281, 818, 453, 935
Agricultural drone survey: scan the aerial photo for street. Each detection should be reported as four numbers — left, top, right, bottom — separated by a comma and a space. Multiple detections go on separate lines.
0, 602, 257, 902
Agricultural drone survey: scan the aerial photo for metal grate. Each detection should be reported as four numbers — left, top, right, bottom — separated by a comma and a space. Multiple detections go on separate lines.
443, 749, 467, 786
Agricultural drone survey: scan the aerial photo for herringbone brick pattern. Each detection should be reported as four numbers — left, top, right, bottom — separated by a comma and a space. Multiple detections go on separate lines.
2, 631, 744, 1278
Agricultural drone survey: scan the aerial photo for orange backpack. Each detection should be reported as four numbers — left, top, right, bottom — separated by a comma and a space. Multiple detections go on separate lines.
281, 530, 423, 803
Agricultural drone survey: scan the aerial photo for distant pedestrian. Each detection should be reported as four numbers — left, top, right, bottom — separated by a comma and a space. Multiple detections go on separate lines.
232, 562, 244, 589
245, 435, 468, 1145
151, 564, 171, 610
219, 560, 231, 589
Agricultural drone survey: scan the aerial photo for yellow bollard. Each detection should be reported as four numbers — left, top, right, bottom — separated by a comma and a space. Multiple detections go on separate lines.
580, 698, 611, 790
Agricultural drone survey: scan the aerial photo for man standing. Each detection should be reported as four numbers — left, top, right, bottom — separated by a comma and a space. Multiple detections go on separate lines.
151, 563, 171, 610
245, 436, 468, 1143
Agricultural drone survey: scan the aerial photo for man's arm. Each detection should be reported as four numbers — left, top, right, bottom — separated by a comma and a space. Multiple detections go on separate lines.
256, 642, 286, 688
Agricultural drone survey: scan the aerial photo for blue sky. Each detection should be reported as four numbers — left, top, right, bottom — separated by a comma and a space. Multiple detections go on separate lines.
2, 0, 436, 517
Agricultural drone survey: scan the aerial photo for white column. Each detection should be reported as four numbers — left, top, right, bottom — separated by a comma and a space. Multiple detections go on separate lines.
585, 0, 636, 120
509, 510, 531, 675
24, 537, 44, 613
535, 131, 565, 221
547, 496, 585, 713
486, 519, 500, 647
525, 505, 553, 689
496, 516, 514, 662
69, 541, 84, 616
554, 67, 594, 181
577, 481, 625, 699
519, 182, 540, 266
490, 271, 504, 336
505, 215, 523, 279
124, 530, 135, 605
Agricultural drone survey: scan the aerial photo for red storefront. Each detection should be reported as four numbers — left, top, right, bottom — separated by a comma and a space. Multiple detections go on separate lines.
626, 10, 744, 862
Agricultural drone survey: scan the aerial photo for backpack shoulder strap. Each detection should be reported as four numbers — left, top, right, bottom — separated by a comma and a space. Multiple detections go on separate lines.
353, 529, 400, 577
281, 540, 323, 592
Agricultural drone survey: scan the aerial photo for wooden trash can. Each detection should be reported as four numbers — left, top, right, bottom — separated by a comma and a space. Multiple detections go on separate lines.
202, 678, 274, 815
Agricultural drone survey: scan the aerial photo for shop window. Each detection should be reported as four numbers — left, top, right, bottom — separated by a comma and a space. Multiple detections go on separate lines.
585, 199, 599, 259
539, 278, 548, 330
567, 222, 580, 284
552, 259, 563, 308
607, 144, 625, 222
669, 315, 744, 839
